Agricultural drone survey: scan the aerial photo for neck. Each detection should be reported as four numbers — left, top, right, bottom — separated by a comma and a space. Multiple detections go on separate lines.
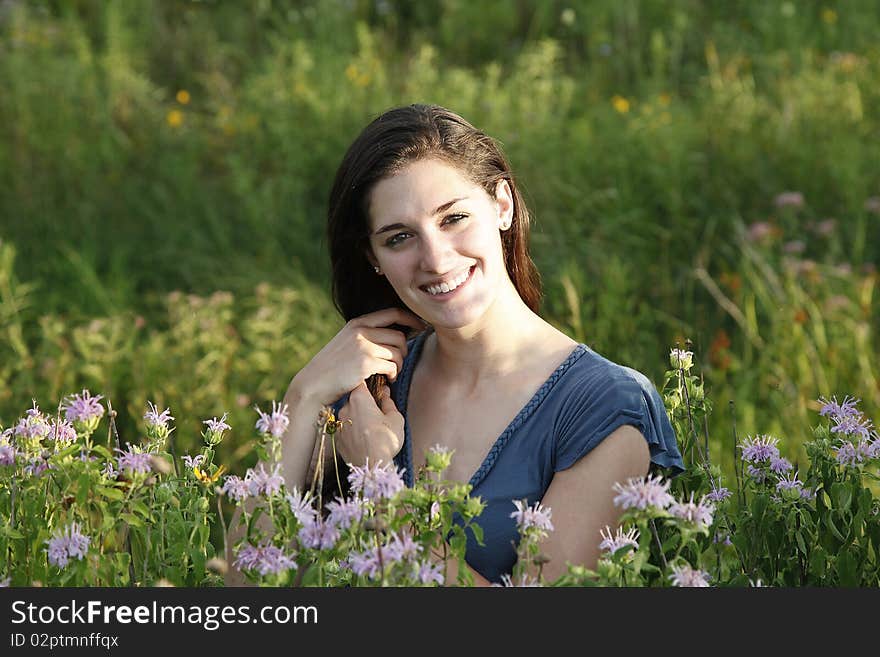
423, 280, 551, 393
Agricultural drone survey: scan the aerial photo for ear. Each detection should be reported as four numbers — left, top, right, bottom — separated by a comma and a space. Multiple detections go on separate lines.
364, 248, 378, 268
494, 179, 514, 228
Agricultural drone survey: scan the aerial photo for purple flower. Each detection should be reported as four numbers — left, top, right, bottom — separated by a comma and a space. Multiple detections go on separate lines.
221, 475, 249, 503
775, 472, 805, 496
202, 413, 231, 445
510, 499, 554, 535
384, 532, 422, 562
245, 463, 285, 497
417, 562, 444, 585
144, 402, 174, 432
706, 487, 732, 502
612, 474, 675, 511
713, 531, 733, 546
347, 459, 405, 501
254, 401, 290, 439
834, 441, 870, 467
45, 522, 91, 568
0, 577, 9, 587
769, 455, 793, 474
49, 419, 77, 446
24, 456, 51, 476
234, 542, 296, 576
669, 493, 715, 530
598, 525, 640, 554
116, 444, 153, 475
325, 496, 364, 530
497, 573, 541, 587
669, 564, 711, 587
182, 454, 205, 470
0, 442, 16, 466
865, 439, 880, 460
669, 348, 693, 370
101, 461, 118, 478
774, 191, 805, 209
746, 221, 775, 242
62, 390, 104, 426
831, 415, 873, 440
746, 464, 768, 484
297, 518, 339, 550
286, 487, 317, 525
740, 435, 780, 463
819, 395, 861, 422
14, 403, 51, 442
348, 549, 381, 579
813, 218, 837, 236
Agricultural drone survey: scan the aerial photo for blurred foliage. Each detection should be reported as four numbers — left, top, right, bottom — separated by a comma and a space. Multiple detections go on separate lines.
0, 0, 878, 478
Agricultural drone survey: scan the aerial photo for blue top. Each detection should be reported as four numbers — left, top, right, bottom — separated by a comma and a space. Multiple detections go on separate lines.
342, 330, 685, 583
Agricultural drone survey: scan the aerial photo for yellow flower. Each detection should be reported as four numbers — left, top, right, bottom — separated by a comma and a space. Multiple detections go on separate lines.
166, 109, 184, 128
176, 89, 191, 105
821, 8, 837, 24
194, 464, 226, 485
345, 64, 359, 83
658, 92, 672, 106
611, 95, 630, 114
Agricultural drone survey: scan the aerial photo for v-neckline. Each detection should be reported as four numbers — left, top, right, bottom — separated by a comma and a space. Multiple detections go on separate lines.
394, 330, 588, 489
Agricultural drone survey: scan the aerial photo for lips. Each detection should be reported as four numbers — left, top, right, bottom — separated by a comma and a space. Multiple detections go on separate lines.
419, 265, 475, 298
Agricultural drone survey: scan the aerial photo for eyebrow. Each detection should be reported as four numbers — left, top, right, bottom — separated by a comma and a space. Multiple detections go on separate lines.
371, 197, 468, 236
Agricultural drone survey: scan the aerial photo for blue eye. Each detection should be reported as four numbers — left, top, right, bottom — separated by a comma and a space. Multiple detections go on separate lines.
385, 232, 411, 247
383, 214, 467, 248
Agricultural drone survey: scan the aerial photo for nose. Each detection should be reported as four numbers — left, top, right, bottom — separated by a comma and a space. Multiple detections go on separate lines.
418, 229, 456, 273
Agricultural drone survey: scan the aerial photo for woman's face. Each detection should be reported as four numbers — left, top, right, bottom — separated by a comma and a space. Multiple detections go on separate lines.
366, 158, 514, 330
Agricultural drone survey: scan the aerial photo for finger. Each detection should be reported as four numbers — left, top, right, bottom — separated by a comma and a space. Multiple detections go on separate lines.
349, 381, 374, 405
351, 307, 427, 332
378, 387, 398, 415
356, 343, 401, 382
358, 327, 409, 356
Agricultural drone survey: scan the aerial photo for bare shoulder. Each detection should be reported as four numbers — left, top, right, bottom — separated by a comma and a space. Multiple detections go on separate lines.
554, 425, 650, 485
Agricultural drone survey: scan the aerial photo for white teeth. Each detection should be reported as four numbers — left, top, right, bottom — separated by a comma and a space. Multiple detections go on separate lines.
426, 268, 470, 296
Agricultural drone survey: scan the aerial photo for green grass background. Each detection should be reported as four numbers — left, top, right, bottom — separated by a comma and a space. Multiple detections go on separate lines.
1, 0, 878, 481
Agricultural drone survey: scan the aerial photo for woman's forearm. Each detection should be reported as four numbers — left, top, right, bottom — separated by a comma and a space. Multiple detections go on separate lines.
278, 378, 328, 493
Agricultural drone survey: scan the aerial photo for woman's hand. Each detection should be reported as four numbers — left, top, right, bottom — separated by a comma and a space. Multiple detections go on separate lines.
336, 382, 405, 467
290, 307, 426, 407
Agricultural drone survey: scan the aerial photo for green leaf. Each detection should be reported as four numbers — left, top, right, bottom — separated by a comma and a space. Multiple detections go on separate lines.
835, 548, 859, 587
120, 513, 143, 528
91, 444, 114, 460
76, 473, 91, 506
750, 493, 768, 523
97, 486, 124, 501
830, 482, 852, 511
300, 564, 321, 586
131, 501, 152, 519
1, 526, 25, 539
824, 513, 846, 543
809, 546, 827, 580
727, 574, 751, 587
795, 531, 807, 556
469, 523, 484, 546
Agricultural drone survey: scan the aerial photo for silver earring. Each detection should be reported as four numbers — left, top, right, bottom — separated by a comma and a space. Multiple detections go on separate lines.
500, 219, 512, 231
374, 266, 382, 274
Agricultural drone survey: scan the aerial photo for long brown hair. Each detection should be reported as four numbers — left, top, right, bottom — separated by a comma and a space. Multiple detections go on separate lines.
327, 104, 542, 321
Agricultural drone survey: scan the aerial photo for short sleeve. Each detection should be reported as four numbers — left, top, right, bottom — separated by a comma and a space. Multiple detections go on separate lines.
553, 365, 685, 476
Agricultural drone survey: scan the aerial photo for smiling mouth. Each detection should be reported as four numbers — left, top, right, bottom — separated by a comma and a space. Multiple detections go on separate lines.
420, 265, 475, 297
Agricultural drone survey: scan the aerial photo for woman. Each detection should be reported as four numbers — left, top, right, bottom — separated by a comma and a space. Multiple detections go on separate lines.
257, 104, 682, 585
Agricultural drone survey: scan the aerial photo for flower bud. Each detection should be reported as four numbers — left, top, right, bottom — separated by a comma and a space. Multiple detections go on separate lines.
670, 348, 693, 371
